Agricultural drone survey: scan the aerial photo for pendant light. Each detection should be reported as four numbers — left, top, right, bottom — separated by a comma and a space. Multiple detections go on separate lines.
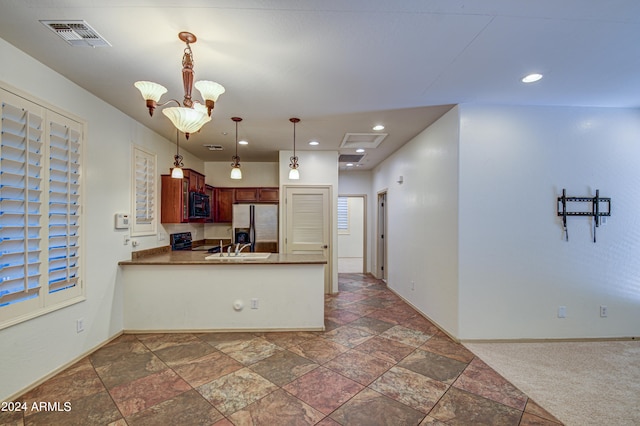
289, 117, 300, 180
230, 117, 242, 179
171, 129, 184, 179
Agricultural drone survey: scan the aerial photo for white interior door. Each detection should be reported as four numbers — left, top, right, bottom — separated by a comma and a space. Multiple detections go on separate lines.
284, 186, 331, 292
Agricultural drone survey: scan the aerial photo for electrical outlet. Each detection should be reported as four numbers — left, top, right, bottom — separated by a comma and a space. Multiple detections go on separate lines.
158, 232, 165, 241
600, 305, 608, 317
76, 318, 84, 333
123, 235, 130, 245
558, 306, 566, 318
251, 298, 259, 309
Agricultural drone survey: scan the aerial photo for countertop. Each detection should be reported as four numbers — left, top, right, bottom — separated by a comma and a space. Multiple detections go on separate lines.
118, 251, 327, 266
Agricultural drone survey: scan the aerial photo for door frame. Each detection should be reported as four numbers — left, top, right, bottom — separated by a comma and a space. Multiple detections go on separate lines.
376, 190, 387, 281
282, 185, 333, 293
337, 194, 367, 274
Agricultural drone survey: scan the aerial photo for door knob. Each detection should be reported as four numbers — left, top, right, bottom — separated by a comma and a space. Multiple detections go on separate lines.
322, 245, 328, 249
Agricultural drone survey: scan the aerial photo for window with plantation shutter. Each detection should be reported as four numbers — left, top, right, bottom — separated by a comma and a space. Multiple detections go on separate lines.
0, 86, 84, 328
337, 196, 349, 233
131, 146, 156, 236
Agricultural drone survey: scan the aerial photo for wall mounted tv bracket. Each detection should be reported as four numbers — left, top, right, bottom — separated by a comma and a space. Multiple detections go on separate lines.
557, 189, 611, 243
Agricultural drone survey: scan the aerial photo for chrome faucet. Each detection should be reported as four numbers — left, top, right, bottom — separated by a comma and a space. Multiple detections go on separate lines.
235, 243, 252, 255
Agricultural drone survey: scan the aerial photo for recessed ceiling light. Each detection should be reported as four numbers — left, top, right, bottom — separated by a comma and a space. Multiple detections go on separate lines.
372, 124, 385, 131
308, 140, 319, 146
238, 140, 248, 145
521, 73, 543, 83
356, 148, 365, 153
346, 163, 354, 167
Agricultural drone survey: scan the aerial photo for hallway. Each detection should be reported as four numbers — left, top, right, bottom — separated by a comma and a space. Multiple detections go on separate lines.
1, 274, 561, 425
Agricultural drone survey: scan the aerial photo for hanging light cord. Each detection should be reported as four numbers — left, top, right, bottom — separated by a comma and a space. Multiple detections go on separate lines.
290, 117, 300, 169
231, 117, 242, 167
174, 129, 183, 167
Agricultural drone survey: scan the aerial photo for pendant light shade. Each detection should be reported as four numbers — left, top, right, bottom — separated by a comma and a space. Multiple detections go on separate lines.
230, 117, 243, 179
171, 165, 184, 179
230, 166, 242, 179
289, 117, 300, 180
288, 167, 300, 180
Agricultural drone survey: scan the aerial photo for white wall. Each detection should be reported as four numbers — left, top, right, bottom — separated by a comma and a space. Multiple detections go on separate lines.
372, 108, 460, 335
204, 161, 279, 187
458, 104, 640, 340
339, 171, 373, 273
279, 150, 340, 292
0, 37, 201, 400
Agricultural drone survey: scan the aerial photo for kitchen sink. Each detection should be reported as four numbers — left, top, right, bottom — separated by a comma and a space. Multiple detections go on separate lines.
205, 252, 271, 261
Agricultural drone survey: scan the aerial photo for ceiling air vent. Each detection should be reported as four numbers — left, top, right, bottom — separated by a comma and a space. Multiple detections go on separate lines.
340, 132, 387, 149
203, 144, 224, 151
338, 154, 366, 163
40, 20, 111, 47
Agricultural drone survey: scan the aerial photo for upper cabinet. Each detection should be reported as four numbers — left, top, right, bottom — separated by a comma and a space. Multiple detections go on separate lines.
160, 168, 207, 223
258, 187, 279, 202
186, 169, 206, 193
234, 187, 258, 203
160, 174, 189, 223
213, 187, 234, 223
234, 187, 279, 203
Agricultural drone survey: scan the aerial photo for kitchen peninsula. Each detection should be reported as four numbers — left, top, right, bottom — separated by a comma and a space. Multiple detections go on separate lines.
118, 250, 326, 332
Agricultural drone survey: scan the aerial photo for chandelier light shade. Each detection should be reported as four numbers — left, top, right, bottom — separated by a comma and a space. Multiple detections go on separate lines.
171, 129, 184, 179
289, 117, 300, 180
230, 116, 243, 180
134, 31, 224, 139
162, 105, 211, 135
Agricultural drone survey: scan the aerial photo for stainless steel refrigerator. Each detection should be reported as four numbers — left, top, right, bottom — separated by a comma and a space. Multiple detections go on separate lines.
232, 204, 278, 252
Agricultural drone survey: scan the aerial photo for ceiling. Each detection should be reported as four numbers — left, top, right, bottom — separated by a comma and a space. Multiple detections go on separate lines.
1, 1, 639, 171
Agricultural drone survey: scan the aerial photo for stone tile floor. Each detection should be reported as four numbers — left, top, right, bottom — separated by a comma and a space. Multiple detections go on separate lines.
1, 273, 563, 425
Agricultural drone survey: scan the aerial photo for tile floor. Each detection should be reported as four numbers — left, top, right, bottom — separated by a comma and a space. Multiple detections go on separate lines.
2, 273, 563, 425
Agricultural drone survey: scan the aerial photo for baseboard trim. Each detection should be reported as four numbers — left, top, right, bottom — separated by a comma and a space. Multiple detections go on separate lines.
123, 327, 325, 334
5, 331, 124, 402
461, 336, 639, 344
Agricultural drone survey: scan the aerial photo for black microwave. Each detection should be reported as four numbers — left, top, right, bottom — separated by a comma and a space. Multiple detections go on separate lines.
189, 192, 210, 218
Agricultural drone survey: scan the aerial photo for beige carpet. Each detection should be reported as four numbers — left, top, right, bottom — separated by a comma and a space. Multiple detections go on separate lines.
464, 340, 640, 426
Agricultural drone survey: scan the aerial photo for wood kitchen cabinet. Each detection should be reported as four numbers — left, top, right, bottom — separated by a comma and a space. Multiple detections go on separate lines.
204, 184, 215, 222
233, 187, 279, 203
186, 169, 206, 193
214, 187, 235, 223
257, 187, 279, 202
234, 187, 258, 202
160, 169, 210, 223
160, 174, 189, 223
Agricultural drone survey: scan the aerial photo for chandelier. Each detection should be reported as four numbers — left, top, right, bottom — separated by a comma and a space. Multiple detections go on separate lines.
134, 32, 225, 139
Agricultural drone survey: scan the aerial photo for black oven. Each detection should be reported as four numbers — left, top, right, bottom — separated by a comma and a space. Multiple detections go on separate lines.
189, 192, 210, 218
